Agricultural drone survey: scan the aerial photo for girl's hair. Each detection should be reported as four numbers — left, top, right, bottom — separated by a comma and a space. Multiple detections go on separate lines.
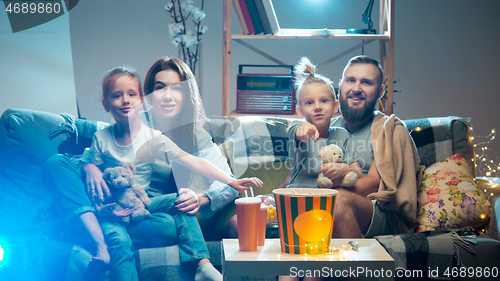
101, 66, 143, 100
143, 56, 205, 154
293, 57, 335, 104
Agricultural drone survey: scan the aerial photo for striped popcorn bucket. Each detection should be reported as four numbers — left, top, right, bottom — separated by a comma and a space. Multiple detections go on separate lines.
272, 188, 337, 255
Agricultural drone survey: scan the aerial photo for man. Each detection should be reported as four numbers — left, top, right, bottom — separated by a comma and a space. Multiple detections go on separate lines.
287, 55, 424, 238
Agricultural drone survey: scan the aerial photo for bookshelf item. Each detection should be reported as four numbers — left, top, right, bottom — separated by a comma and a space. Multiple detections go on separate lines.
236, 65, 295, 114
261, 0, 280, 35
238, 0, 255, 35
232, 0, 248, 35
279, 28, 347, 37
223, 0, 395, 117
254, 0, 272, 34
244, 0, 265, 35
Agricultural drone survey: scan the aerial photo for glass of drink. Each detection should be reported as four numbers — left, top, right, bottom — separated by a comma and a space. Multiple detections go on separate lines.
235, 197, 261, 251
257, 204, 269, 246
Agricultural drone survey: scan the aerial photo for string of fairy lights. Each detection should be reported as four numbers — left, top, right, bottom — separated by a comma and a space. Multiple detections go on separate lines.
471, 127, 499, 178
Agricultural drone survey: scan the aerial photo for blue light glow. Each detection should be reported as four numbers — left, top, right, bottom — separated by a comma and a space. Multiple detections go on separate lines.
0, 244, 4, 267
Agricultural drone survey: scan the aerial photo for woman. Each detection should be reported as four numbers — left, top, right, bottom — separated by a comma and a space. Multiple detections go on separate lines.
127, 56, 239, 248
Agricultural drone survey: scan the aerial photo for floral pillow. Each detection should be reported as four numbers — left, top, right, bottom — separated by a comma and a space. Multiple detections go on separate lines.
416, 153, 491, 232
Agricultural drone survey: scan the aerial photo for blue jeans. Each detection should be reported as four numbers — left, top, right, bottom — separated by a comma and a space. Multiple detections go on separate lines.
43, 154, 210, 281
43, 154, 95, 223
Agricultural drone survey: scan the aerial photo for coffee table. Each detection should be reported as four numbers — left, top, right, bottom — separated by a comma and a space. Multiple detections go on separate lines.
222, 238, 395, 280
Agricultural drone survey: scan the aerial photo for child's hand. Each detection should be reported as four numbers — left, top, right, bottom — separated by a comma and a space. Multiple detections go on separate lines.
84, 163, 111, 204
95, 203, 134, 217
318, 162, 349, 184
295, 122, 319, 145
229, 177, 264, 191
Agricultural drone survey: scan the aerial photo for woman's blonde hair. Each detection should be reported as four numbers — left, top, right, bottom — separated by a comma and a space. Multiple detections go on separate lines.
294, 57, 335, 105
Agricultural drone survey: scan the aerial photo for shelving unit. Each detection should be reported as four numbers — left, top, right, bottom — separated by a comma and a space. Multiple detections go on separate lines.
222, 0, 394, 117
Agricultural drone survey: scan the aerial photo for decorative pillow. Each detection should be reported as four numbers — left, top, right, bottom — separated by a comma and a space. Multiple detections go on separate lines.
416, 153, 491, 232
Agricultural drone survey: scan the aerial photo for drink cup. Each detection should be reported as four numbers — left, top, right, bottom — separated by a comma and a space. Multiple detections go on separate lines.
235, 197, 261, 251
257, 204, 269, 246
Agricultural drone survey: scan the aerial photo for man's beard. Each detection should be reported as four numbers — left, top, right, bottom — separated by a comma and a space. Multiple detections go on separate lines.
339, 95, 378, 125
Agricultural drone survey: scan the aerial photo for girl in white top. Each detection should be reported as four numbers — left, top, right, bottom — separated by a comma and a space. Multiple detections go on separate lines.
81, 66, 262, 281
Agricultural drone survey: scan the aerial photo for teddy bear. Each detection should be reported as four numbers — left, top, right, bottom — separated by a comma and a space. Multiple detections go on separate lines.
317, 144, 358, 188
102, 162, 151, 224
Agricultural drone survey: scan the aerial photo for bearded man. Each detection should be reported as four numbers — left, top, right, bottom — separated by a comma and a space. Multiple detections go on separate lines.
287, 55, 424, 238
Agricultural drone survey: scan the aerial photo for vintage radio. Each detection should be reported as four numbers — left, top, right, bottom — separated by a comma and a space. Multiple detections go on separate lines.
236, 65, 295, 114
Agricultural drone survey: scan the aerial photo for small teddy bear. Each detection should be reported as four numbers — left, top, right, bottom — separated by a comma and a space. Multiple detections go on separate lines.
317, 144, 358, 188
102, 162, 151, 224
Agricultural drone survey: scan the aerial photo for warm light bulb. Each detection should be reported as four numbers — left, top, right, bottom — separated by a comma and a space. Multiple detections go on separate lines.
480, 214, 486, 219
415, 127, 421, 131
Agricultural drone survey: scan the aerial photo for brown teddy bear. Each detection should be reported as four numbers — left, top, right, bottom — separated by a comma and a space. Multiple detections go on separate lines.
317, 144, 358, 188
102, 162, 151, 224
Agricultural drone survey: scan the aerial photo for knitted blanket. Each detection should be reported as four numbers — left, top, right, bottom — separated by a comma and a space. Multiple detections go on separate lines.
375, 227, 476, 280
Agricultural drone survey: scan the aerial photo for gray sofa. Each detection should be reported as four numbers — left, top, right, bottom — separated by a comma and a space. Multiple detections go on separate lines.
0, 108, 499, 281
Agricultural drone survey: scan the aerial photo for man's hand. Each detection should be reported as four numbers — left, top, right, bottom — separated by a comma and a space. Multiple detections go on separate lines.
95, 203, 134, 217
84, 163, 111, 204
295, 122, 320, 145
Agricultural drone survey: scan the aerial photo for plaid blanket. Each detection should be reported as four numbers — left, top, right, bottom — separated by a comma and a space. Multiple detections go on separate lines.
204, 116, 295, 177
375, 227, 477, 280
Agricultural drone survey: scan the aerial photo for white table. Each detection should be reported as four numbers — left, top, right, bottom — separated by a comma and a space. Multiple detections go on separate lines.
223, 238, 395, 280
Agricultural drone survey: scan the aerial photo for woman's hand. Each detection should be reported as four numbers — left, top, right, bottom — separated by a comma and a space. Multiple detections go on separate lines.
175, 188, 203, 215
229, 177, 264, 192
95, 203, 134, 217
83, 163, 110, 204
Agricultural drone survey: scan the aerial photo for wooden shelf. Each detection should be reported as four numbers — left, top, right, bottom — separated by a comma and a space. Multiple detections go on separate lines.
229, 110, 300, 119
222, 0, 394, 118
230, 34, 391, 40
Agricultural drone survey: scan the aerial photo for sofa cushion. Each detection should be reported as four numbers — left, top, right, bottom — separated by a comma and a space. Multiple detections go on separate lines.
416, 153, 491, 232
404, 116, 474, 177
0, 108, 69, 182
0, 108, 106, 184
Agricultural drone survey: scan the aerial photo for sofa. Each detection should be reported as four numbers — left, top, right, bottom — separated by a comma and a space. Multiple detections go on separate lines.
0, 108, 499, 281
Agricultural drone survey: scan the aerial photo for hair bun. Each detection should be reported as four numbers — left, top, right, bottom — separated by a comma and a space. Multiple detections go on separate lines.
294, 57, 316, 78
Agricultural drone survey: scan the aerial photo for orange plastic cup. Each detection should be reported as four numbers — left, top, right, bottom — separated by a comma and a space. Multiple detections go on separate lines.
235, 197, 261, 251
257, 205, 269, 246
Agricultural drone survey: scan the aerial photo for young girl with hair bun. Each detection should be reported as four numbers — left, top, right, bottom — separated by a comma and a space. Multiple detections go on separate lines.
279, 57, 363, 280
